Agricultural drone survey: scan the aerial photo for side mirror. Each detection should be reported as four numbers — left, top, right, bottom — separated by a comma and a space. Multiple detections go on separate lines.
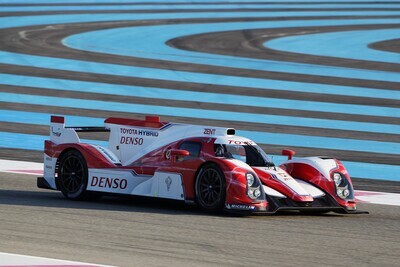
170, 149, 190, 157
165, 149, 190, 162
282, 149, 295, 160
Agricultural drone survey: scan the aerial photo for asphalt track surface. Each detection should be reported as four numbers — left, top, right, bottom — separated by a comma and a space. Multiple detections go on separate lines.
0, 1, 399, 266
1, 172, 399, 267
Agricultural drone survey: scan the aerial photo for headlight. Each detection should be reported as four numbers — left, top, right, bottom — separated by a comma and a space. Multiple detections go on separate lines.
246, 173, 255, 187
254, 188, 261, 198
337, 185, 350, 199
343, 188, 350, 198
336, 188, 342, 197
246, 173, 264, 200
332, 172, 354, 200
333, 173, 342, 186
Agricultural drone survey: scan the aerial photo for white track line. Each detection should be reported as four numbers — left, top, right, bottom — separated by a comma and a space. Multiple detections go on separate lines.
1, 159, 399, 207
0, 159, 43, 176
355, 190, 400, 206
0, 252, 113, 266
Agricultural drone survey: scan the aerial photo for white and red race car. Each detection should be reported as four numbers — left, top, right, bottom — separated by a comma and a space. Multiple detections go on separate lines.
38, 115, 367, 214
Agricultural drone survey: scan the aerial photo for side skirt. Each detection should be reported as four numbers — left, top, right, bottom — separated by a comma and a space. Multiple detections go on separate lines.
37, 177, 57, 190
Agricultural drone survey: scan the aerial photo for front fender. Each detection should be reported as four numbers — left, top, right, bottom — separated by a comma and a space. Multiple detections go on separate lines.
279, 157, 355, 208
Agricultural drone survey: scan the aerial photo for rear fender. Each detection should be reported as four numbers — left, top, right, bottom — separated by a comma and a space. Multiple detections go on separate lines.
43, 142, 121, 190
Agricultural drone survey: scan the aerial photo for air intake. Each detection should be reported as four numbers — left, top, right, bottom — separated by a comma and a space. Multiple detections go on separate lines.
227, 129, 235, 135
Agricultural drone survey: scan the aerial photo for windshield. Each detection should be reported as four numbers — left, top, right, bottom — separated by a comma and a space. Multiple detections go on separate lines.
214, 144, 274, 167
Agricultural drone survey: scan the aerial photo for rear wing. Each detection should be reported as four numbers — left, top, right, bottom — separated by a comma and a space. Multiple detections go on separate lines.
50, 115, 109, 145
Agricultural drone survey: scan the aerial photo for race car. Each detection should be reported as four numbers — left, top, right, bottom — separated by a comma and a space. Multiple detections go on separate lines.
37, 115, 367, 214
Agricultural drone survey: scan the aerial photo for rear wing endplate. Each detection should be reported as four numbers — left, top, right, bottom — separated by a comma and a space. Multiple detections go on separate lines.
50, 116, 108, 145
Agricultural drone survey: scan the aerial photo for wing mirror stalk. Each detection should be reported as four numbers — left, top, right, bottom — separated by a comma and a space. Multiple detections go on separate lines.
282, 149, 295, 160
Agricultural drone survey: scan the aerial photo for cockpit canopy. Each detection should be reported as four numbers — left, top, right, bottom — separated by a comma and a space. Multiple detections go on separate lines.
214, 142, 274, 167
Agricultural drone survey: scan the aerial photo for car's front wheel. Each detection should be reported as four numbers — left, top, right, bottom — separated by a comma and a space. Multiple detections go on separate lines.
195, 164, 226, 212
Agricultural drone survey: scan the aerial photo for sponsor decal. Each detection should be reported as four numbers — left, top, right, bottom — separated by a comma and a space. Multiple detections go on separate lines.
120, 136, 144, 145
226, 203, 256, 210
120, 127, 159, 137
51, 127, 61, 137
228, 140, 254, 145
278, 172, 293, 181
45, 165, 52, 169
270, 171, 292, 181
165, 176, 172, 191
93, 145, 120, 163
91, 176, 127, 189
204, 128, 216, 135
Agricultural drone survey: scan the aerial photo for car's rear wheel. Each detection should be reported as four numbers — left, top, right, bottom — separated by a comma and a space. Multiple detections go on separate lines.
195, 164, 226, 212
57, 149, 91, 200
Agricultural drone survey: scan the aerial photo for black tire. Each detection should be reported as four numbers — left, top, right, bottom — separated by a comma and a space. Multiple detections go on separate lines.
195, 164, 226, 212
57, 149, 91, 200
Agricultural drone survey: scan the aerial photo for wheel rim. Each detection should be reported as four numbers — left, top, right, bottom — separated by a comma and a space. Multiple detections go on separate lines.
198, 168, 222, 207
60, 155, 84, 194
